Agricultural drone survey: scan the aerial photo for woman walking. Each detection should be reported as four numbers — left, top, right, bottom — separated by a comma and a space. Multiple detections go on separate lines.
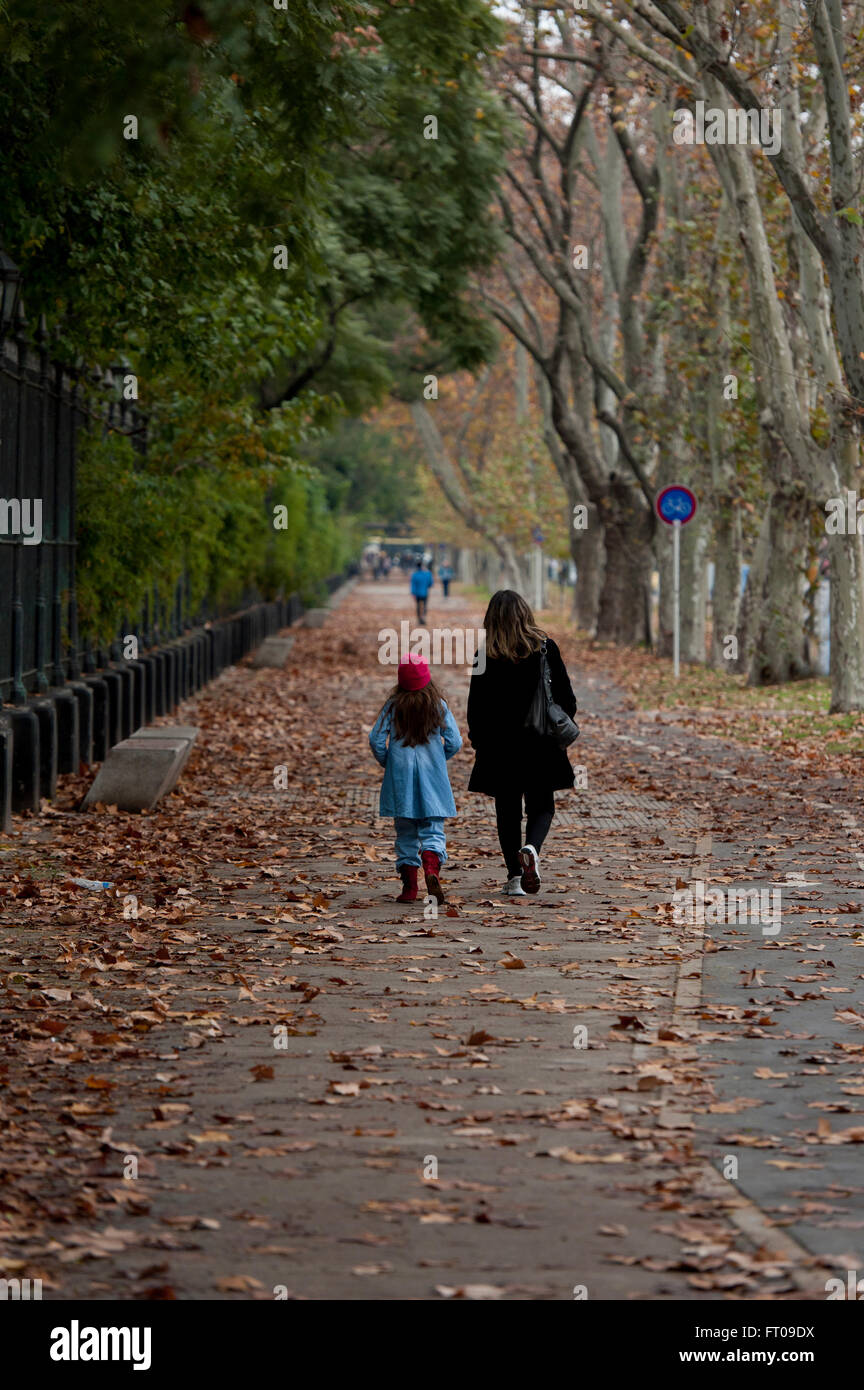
467, 590, 578, 896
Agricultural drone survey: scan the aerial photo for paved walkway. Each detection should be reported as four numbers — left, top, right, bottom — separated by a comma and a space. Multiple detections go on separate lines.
2, 581, 863, 1300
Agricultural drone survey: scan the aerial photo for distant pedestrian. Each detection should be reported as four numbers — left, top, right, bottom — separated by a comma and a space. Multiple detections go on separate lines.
467, 589, 578, 896
410, 560, 434, 624
369, 655, 462, 905
440, 563, 453, 599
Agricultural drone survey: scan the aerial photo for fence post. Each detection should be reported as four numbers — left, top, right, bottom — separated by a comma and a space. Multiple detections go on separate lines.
67, 366, 82, 680
49, 341, 65, 686
10, 302, 28, 705
34, 313, 50, 693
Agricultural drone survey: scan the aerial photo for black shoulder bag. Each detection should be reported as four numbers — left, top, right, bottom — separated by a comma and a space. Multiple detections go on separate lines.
523, 641, 580, 748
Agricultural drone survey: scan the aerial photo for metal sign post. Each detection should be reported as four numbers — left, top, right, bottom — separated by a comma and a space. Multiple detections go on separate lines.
656, 486, 697, 678
672, 518, 681, 679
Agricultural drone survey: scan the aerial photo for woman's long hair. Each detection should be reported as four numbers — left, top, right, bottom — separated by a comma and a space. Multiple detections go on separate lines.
483, 589, 546, 661
386, 679, 446, 747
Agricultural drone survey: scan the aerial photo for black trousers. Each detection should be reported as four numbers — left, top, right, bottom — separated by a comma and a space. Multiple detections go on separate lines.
415, 595, 428, 622
494, 788, 555, 878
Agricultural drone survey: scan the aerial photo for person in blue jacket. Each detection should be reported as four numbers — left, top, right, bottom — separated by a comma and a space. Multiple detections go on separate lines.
369, 654, 462, 904
410, 560, 434, 624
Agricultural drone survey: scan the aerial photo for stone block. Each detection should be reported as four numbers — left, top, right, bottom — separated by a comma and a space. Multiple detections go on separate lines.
251, 636, 295, 668
29, 698, 58, 800
81, 676, 109, 761
303, 608, 329, 629
82, 726, 198, 812
8, 706, 40, 814
66, 681, 95, 765
49, 688, 80, 776
132, 725, 199, 746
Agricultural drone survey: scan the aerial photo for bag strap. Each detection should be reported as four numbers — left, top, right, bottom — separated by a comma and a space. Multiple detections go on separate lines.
539, 639, 552, 687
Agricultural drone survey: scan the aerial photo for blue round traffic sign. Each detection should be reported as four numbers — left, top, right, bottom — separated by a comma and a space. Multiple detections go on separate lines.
656, 485, 697, 525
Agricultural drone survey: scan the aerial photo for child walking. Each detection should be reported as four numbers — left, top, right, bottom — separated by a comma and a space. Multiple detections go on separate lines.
368, 654, 462, 903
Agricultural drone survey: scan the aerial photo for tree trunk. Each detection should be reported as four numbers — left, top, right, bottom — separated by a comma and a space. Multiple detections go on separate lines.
458, 548, 476, 586
825, 423, 864, 711
495, 539, 530, 596
680, 515, 708, 663
704, 196, 743, 668
827, 528, 864, 712
747, 488, 812, 684
658, 511, 708, 664
596, 480, 653, 644
533, 373, 604, 634
710, 500, 743, 666
570, 505, 604, 634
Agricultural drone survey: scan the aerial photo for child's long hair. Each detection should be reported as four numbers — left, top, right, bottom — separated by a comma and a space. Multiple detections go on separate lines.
483, 589, 546, 661
386, 679, 446, 747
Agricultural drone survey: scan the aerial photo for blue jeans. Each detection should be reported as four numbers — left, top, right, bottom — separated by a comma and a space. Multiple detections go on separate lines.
394, 816, 447, 868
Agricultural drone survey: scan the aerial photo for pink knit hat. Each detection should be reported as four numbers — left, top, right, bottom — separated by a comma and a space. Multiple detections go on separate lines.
397, 655, 431, 691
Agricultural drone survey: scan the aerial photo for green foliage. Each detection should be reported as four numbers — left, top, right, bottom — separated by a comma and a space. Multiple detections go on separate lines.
1, 1, 509, 642
75, 426, 348, 644
1, 1, 508, 394
75, 432, 175, 645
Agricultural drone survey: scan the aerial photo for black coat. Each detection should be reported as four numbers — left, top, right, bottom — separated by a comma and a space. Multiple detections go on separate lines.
466, 637, 578, 796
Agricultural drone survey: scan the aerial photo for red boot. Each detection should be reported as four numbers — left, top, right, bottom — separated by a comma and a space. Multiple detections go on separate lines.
396, 865, 419, 903
421, 850, 445, 904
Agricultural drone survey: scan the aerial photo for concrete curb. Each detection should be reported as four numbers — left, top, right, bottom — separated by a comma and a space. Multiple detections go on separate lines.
637, 829, 832, 1296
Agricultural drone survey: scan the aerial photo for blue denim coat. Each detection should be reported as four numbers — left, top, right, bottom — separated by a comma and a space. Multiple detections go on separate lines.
410, 568, 434, 597
369, 700, 462, 818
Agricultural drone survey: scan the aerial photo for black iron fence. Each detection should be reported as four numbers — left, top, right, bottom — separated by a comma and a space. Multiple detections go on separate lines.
0, 257, 326, 700
0, 254, 355, 825
1, 312, 78, 701
0, 279, 152, 703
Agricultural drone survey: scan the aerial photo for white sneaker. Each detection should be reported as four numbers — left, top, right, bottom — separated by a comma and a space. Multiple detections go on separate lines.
503, 875, 527, 896
519, 844, 541, 894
